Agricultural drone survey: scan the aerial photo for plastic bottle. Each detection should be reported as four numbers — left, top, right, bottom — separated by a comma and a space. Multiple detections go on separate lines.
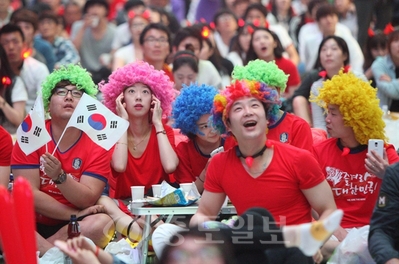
64, 215, 81, 264
67, 215, 81, 238
7, 173, 14, 191
382, 105, 390, 119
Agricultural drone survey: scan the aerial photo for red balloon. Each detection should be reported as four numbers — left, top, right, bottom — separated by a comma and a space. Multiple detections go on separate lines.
13, 177, 38, 264
0, 187, 26, 263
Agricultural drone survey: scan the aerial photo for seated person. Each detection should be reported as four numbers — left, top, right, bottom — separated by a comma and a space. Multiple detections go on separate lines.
171, 83, 236, 193
0, 44, 27, 134
243, 3, 300, 65
311, 71, 399, 261
0, 24, 49, 114
70, 0, 116, 84
11, 64, 115, 255
299, 4, 364, 73
100, 60, 178, 200
37, 12, 80, 69
172, 26, 222, 89
154, 79, 337, 262
112, 9, 150, 71
245, 27, 301, 99
371, 29, 399, 111
233, 59, 313, 152
309, 36, 362, 131
172, 49, 198, 91
139, 23, 174, 81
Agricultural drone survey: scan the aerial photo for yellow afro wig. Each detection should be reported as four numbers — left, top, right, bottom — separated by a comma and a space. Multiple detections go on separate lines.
311, 70, 386, 145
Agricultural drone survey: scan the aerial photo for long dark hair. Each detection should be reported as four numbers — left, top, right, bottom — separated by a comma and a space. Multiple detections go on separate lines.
245, 27, 284, 64
0, 44, 16, 110
314, 35, 350, 70
363, 32, 387, 70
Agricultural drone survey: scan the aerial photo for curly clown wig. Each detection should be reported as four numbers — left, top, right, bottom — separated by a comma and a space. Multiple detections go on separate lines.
172, 83, 218, 137
212, 79, 280, 135
99, 61, 175, 118
311, 70, 386, 145
42, 64, 97, 111
232, 59, 288, 92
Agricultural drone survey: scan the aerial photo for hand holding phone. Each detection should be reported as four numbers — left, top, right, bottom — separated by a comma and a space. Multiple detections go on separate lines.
368, 139, 384, 158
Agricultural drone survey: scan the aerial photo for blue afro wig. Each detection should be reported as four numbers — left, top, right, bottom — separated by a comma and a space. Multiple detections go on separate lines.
172, 83, 218, 136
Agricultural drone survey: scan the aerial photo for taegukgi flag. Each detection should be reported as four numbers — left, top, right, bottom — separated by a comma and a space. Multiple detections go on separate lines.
16, 94, 51, 155
65, 93, 129, 150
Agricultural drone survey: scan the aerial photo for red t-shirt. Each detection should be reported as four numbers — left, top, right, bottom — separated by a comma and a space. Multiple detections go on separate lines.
313, 138, 399, 228
174, 137, 236, 184
11, 120, 112, 225
109, 124, 176, 199
0, 126, 13, 166
268, 111, 313, 152
205, 140, 325, 225
274, 57, 301, 94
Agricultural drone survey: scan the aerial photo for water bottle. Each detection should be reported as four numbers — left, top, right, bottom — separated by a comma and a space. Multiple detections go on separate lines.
64, 215, 81, 264
382, 105, 390, 119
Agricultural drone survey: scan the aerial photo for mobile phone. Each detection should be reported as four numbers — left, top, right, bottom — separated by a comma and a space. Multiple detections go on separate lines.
210, 146, 224, 157
368, 139, 384, 157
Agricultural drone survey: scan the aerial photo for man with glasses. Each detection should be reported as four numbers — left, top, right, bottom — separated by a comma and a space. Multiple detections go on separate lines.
11, 64, 115, 256
139, 23, 173, 81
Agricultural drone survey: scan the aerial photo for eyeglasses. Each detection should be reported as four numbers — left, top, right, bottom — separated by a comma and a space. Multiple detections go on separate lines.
131, 22, 147, 29
54, 88, 83, 98
144, 37, 169, 45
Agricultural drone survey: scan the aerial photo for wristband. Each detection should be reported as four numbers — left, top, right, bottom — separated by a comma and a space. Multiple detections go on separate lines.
156, 130, 166, 135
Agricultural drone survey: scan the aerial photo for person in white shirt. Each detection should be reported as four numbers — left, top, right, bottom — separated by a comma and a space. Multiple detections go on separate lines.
172, 26, 222, 89
213, 9, 238, 58
300, 4, 363, 73
110, 0, 146, 53
112, 9, 150, 70
334, 0, 358, 40
0, 24, 49, 114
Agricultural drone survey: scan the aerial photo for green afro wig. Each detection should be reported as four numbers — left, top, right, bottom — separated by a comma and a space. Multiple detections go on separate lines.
41, 64, 98, 111
232, 59, 288, 92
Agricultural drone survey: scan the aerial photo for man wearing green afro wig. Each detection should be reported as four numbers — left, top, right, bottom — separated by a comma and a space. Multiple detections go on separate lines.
232, 59, 314, 152
11, 63, 116, 255
41, 64, 98, 112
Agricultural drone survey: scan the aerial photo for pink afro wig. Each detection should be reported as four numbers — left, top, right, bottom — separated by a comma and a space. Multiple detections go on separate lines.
99, 61, 175, 118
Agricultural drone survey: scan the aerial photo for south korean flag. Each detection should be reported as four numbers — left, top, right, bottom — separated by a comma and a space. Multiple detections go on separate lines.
16, 94, 51, 155
64, 93, 129, 150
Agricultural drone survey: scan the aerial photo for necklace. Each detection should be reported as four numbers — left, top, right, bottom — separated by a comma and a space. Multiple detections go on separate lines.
130, 129, 151, 151
235, 144, 267, 167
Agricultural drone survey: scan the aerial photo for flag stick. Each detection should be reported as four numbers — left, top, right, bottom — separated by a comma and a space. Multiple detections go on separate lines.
52, 126, 68, 155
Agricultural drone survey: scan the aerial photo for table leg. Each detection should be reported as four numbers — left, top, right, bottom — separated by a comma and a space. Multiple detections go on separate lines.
140, 215, 151, 264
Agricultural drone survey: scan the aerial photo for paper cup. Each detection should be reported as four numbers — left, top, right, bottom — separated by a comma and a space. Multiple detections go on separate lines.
152, 184, 162, 198
180, 183, 192, 194
131, 186, 144, 201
